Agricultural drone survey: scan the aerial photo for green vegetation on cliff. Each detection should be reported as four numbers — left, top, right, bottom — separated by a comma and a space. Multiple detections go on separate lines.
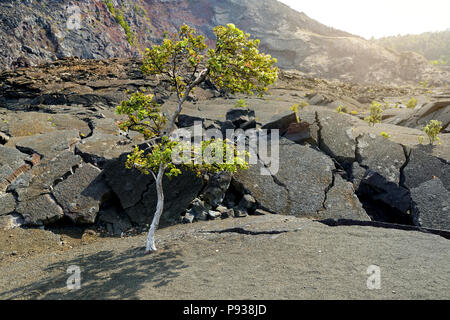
104, 0, 136, 46
373, 29, 450, 65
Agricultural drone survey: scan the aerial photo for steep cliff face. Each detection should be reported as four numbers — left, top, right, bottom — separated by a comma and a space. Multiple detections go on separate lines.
0, 0, 447, 84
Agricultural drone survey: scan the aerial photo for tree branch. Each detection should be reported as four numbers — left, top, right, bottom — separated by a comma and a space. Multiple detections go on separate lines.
166, 68, 209, 134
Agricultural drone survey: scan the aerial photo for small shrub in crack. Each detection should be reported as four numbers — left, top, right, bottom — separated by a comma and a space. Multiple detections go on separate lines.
290, 104, 300, 123
422, 120, 443, 145
364, 101, 383, 126
234, 98, 248, 108
406, 97, 418, 109
336, 105, 348, 114
380, 131, 391, 139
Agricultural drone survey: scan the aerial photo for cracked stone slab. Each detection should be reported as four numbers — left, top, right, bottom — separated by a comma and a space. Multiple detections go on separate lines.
0, 145, 28, 169
89, 117, 122, 135
410, 178, 450, 230
316, 110, 361, 166
403, 148, 450, 191
235, 138, 334, 216
53, 163, 111, 224
356, 133, 405, 184
28, 151, 82, 194
278, 139, 335, 215
402, 101, 450, 133
10, 129, 80, 158
6, 171, 32, 193
0, 193, 16, 216
14, 151, 82, 201
104, 153, 154, 210
0, 165, 14, 184
0, 112, 90, 137
233, 157, 290, 215
319, 175, 370, 221
16, 194, 64, 225
75, 133, 132, 167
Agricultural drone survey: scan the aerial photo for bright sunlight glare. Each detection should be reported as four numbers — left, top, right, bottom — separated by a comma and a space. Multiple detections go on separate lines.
278, 0, 450, 39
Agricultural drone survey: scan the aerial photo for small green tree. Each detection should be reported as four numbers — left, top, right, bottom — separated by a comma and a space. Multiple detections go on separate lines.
299, 101, 309, 108
422, 120, 443, 145
336, 105, 348, 114
420, 80, 429, 89
406, 97, 418, 109
290, 104, 300, 123
234, 98, 248, 108
380, 131, 391, 139
117, 24, 278, 253
364, 101, 383, 126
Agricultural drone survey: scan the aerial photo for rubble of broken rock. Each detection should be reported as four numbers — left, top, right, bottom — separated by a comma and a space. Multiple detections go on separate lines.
0, 58, 449, 241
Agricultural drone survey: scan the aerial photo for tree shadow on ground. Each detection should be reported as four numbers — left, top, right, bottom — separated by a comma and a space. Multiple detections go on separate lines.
1, 245, 188, 300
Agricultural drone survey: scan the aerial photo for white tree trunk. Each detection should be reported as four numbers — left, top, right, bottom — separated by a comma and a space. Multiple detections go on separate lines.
145, 165, 165, 253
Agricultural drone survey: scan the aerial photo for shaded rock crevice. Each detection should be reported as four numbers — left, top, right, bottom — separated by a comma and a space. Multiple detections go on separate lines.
319, 218, 450, 240
354, 134, 366, 167
399, 145, 411, 188
318, 171, 336, 215
0, 131, 10, 144
200, 227, 291, 236
314, 110, 324, 150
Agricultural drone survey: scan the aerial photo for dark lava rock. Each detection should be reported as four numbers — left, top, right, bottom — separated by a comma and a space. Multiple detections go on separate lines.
403, 148, 450, 191
320, 175, 370, 221
75, 133, 132, 168
359, 170, 412, 214
24, 151, 82, 196
410, 178, 450, 230
400, 101, 450, 133
125, 171, 204, 226
16, 194, 64, 225
104, 153, 154, 210
0, 145, 28, 169
233, 207, 248, 218
239, 194, 257, 210
201, 172, 232, 208
226, 108, 255, 128
357, 133, 406, 184
234, 138, 334, 216
316, 110, 358, 166
13, 129, 80, 158
53, 164, 111, 224
0, 193, 16, 216
188, 198, 210, 221
98, 207, 132, 236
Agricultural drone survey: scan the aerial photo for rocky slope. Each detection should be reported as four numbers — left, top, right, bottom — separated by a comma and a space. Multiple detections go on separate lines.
0, 0, 447, 85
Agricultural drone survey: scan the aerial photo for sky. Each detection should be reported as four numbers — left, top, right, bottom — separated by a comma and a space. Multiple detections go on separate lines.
278, 0, 450, 39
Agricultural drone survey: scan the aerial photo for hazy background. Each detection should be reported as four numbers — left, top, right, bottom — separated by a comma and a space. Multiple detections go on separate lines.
279, 0, 450, 39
